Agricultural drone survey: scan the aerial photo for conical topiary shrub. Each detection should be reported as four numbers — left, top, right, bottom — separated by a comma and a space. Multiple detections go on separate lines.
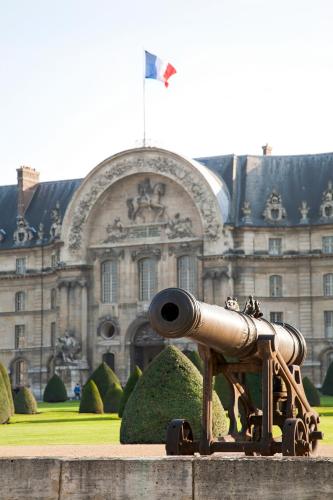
14, 387, 37, 414
86, 362, 120, 399
104, 383, 123, 413
214, 373, 232, 411
79, 380, 104, 414
43, 374, 68, 402
0, 370, 11, 424
0, 363, 14, 416
118, 365, 142, 417
322, 361, 333, 396
303, 376, 321, 406
183, 350, 203, 373
120, 345, 228, 443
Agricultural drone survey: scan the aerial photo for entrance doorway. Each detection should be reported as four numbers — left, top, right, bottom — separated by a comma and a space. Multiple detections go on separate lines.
132, 323, 165, 371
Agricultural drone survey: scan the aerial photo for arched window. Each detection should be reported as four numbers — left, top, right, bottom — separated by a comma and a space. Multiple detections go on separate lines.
324, 273, 333, 297
138, 258, 156, 301
101, 260, 118, 303
50, 288, 57, 309
177, 255, 197, 295
15, 291, 25, 312
269, 275, 282, 297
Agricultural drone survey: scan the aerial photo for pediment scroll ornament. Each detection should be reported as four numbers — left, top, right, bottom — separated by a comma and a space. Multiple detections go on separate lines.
68, 155, 222, 251
262, 190, 287, 222
320, 181, 333, 220
13, 216, 36, 245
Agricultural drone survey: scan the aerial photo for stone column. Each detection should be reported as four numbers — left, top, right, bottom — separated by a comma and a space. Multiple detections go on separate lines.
79, 280, 88, 361
58, 281, 70, 334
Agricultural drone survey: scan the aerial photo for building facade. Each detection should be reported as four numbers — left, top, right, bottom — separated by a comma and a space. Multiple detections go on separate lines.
0, 146, 332, 396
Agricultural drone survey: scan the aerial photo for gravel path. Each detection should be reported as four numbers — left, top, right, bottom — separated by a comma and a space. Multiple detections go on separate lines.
0, 443, 332, 458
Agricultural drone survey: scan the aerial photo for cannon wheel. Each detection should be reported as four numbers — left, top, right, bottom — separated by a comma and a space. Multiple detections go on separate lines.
282, 418, 309, 456
305, 412, 320, 457
166, 419, 194, 455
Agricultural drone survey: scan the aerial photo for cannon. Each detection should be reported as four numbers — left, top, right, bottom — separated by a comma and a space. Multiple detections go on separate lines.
149, 288, 323, 457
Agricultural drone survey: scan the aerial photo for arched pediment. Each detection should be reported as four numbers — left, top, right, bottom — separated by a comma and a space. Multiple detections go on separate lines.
61, 147, 230, 262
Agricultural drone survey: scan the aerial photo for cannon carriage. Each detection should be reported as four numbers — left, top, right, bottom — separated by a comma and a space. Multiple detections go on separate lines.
149, 288, 323, 457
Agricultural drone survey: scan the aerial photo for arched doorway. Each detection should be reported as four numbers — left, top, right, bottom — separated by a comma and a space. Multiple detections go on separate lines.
132, 322, 165, 371
11, 358, 28, 389
103, 352, 115, 371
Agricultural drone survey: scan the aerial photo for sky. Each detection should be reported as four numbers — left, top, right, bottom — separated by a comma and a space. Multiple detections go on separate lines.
1, 0, 333, 185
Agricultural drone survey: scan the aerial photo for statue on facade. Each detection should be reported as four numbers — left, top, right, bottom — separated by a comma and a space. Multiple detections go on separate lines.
241, 200, 252, 224
13, 216, 36, 244
50, 202, 62, 240
320, 181, 333, 219
55, 331, 81, 364
127, 178, 166, 223
104, 217, 128, 242
262, 190, 287, 222
166, 213, 194, 239
299, 201, 310, 224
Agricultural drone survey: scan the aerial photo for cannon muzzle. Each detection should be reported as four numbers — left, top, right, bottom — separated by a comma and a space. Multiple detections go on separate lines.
149, 287, 306, 366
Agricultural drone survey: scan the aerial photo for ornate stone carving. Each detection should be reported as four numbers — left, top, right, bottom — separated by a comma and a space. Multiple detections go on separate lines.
0, 229, 6, 243
262, 190, 287, 222
103, 217, 128, 242
68, 155, 222, 250
241, 201, 252, 224
127, 178, 166, 223
320, 181, 333, 220
166, 213, 194, 239
131, 246, 161, 261
37, 223, 44, 243
168, 241, 202, 256
50, 202, 62, 240
55, 330, 81, 364
299, 201, 310, 224
224, 297, 240, 311
203, 266, 230, 280
222, 227, 234, 252
90, 248, 125, 261
13, 216, 36, 245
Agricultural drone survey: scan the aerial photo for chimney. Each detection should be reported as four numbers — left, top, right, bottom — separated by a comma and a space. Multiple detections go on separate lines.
262, 143, 272, 156
17, 166, 40, 216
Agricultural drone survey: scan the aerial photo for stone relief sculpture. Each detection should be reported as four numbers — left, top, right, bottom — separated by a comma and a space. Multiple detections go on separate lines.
127, 178, 166, 223
320, 181, 333, 219
104, 217, 128, 242
13, 216, 36, 244
241, 200, 252, 224
262, 190, 287, 222
55, 331, 81, 364
166, 213, 194, 239
299, 201, 310, 224
50, 202, 62, 240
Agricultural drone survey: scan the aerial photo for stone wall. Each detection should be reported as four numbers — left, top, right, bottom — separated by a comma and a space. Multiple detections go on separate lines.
1, 457, 333, 500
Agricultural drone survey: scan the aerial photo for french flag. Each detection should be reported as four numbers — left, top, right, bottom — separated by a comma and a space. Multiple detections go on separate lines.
145, 51, 176, 88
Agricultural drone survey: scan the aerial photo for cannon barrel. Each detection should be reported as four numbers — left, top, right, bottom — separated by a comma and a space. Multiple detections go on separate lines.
149, 288, 307, 366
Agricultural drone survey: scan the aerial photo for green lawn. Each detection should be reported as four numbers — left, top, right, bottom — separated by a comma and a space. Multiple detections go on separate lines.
0, 401, 121, 445
1, 397, 333, 447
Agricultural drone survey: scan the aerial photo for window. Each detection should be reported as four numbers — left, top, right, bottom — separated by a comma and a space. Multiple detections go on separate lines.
268, 238, 282, 256
15, 325, 25, 349
323, 274, 333, 297
16, 257, 26, 274
270, 312, 283, 323
325, 311, 333, 338
323, 236, 333, 254
14, 359, 27, 387
15, 291, 25, 312
51, 322, 56, 347
51, 254, 57, 268
101, 260, 118, 303
177, 255, 197, 295
269, 275, 282, 297
139, 258, 156, 301
50, 288, 57, 309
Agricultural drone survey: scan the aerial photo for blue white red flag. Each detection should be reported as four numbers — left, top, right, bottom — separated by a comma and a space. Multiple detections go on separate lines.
145, 51, 176, 88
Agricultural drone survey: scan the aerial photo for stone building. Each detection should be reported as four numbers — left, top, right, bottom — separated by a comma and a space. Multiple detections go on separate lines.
0, 146, 332, 397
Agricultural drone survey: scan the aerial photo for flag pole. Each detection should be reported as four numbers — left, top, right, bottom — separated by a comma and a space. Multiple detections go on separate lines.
143, 49, 146, 147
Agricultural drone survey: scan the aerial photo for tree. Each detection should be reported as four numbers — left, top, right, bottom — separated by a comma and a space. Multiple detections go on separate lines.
104, 383, 123, 413
0, 370, 11, 424
322, 361, 333, 396
14, 387, 38, 414
86, 362, 120, 399
0, 363, 14, 416
43, 374, 68, 402
303, 377, 321, 406
120, 346, 228, 443
118, 365, 142, 417
79, 380, 103, 414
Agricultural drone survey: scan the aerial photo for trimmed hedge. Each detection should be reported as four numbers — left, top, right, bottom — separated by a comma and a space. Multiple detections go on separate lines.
118, 365, 142, 417
104, 383, 123, 413
322, 361, 333, 396
0, 363, 14, 416
14, 387, 37, 414
303, 376, 321, 406
183, 350, 203, 373
79, 380, 104, 414
214, 373, 232, 411
0, 370, 11, 424
120, 345, 228, 443
43, 374, 68, 402
86, 362, 120, 399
